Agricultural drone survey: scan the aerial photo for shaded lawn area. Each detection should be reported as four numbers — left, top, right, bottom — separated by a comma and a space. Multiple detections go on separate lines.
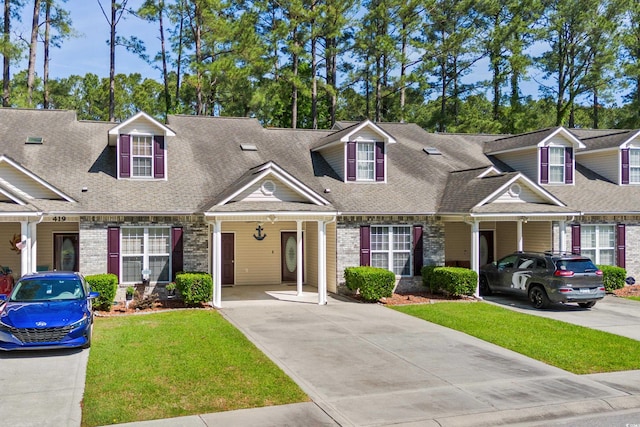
392, 302, 640, 375
82, 310, 308, 427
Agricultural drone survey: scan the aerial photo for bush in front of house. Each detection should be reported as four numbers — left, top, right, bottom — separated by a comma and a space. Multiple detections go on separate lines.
86, 273, 118, 311
176, 272, 213, 306
430, 267, 477, 297
597, 265, 626, 292
421, 265, 442, 292
344, 266, 396, 302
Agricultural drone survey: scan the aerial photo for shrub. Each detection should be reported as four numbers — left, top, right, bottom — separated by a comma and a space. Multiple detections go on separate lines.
597, 265, 626, 292
430, 267, 477, 297
344, 266, 396, 302
176, 272, 213, 306
86, 273, 118, 311
421, 265, 441, 292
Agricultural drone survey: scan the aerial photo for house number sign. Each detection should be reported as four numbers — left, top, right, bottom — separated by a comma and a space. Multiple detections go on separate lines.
53, 216, 67, 222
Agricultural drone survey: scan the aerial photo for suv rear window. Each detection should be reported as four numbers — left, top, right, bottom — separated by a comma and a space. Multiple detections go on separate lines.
555, 259, 598, 273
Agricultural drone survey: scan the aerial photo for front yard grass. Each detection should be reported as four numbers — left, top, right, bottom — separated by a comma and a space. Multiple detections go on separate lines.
82, 310, 308, 427
623, 296, 640, 302
393, 302, 640, 375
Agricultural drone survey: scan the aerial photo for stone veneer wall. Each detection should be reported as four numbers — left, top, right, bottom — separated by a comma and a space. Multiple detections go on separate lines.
79, 216, 209, 298
335, 215, 445, 294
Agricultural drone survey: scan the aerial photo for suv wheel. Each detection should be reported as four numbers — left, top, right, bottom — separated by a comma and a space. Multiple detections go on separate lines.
578, 301, 596, 309
479, 276, 492, 296
528, 286, 550, 309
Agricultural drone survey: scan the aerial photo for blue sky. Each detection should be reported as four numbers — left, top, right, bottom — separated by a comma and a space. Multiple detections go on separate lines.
18, 1, 160, 80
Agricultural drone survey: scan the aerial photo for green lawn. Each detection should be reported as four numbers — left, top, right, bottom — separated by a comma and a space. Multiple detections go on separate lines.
624, 296, 640, 302
82, 310, 308, 427
392, 302, 640, 375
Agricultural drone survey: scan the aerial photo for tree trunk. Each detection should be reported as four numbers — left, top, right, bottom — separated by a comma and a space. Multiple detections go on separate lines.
158, 0, 170, 119
109, 0, 116, 121
174, 0, 185, 112
3, 0, 11, 107
291, 25, 298, 129
310, 2, 317, 129
43, 0, 51, 109
194, 3, 204, 115
27, 0, 41, 107
593, 90, 599, 129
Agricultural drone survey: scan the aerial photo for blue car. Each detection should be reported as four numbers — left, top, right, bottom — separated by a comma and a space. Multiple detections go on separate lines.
0, 272, 99, 350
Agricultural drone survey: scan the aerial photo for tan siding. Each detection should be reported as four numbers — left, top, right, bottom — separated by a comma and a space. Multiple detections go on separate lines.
578, 151, 619, 184
445, 223, 470, 265
326, 221, 337, 293
523, 222, 552, 252
37, 222, 80, 271
494, 148, 538, 181
496, 222, 518, 258
0, 224, 22, 275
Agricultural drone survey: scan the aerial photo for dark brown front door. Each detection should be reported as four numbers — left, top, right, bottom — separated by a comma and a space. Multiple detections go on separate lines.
281, 232, 302, 282
480, 230, 495, 266
221, 233, 234, 285
54, 233, 79, 271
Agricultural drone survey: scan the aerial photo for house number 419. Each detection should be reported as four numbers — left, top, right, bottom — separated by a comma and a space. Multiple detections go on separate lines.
53, 216, 66, 222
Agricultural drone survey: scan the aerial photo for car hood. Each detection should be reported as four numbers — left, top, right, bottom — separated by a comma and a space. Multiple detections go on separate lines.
0, 300, 86, 329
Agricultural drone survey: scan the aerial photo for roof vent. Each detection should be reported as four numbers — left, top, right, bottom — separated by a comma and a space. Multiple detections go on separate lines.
25, 136, 43, 144
240, 143, 257, 151
423, 147, 441, 155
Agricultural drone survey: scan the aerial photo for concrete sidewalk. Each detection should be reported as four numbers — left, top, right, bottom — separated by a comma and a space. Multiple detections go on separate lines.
115, 288, 640, 426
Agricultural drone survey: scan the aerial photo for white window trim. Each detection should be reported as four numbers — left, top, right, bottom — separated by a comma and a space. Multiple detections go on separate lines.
121, 226, 172, 284
131, 135, 154, 179
630, 148, 640, 184
370, 225, 412, 276
357, 141, 375, 181
548, 146, 565, 184
581, 224, 615, 265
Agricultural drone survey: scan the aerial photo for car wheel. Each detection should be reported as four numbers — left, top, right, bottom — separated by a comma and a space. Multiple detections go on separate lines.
479, 276, 492, 296
578, 301, 596, 309
81, 322, 93, 349
528, 286, 550, 309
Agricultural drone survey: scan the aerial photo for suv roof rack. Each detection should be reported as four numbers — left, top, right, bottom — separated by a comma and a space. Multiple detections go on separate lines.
543, 250, 580, 256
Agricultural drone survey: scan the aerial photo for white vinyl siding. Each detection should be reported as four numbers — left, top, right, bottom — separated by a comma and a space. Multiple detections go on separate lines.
492, 148, 538, 181
121, 227, 170, 283
371, 226, 411, 276
576, 150, 618, 183
581, 225, 615, 265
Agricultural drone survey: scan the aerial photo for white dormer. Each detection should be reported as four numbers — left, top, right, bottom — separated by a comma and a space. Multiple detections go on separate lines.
108, 111, 176, 180
312, 120, 396, 183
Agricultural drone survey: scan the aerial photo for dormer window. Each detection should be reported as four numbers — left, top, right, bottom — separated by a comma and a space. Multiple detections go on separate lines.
347, 140, 385, 182
119, 134, 165, 180
540, 146, 573, 185
622, 148, 640, 184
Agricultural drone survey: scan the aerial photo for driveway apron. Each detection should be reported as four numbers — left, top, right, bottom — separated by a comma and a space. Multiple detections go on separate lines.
220, 292, 640, 426
0, 348, 88, 427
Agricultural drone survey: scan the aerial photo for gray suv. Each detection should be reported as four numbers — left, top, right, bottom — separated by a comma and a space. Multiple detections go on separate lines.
479, 252, 606, 309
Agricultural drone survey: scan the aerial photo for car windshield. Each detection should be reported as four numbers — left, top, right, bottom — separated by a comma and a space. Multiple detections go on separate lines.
9, 279, 85, 302
555, 259, 599, 273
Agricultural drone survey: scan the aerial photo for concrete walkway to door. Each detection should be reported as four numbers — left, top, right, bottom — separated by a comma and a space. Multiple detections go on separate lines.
214, 286, 640, 426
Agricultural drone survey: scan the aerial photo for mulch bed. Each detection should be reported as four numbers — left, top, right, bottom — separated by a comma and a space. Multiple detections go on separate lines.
612, 284, 640, 297
96, 298, 209, 317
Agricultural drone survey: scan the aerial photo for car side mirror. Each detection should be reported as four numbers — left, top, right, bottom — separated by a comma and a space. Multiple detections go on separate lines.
88, 291, 100, 299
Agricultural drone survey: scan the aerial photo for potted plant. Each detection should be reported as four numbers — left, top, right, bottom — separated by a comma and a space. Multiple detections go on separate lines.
166, 282, 176, 297
125, 286, 135, 301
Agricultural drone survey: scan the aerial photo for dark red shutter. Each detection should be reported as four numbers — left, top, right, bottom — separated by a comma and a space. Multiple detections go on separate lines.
617, 224, 626, 268
347, 141, 356, 181
171, 227, 183, 281
413, 225, 423, 276
119, 134, 130, 178
565, 147, 573, 184
621, 148, 630, 185
540, 146, 549, 184
571, 224, 581, 255
375, 141, 385, 182
154, 135, 165, 179
107, 227, 120, 276
360, 225, 370, 266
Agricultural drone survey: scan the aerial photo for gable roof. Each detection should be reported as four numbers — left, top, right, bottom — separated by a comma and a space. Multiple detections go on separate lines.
312, 119, 397, 151
484, 127, 585, 155
573, 129, 640, 153
107, 110, 175, 145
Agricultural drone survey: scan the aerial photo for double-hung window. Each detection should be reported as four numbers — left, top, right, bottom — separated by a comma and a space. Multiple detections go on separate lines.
548, 147, 565, 184
121, 227, 171, 283
630, 149, 640, 183
370, 226, 412, 275
580, 225, 615, 265
357, 142, 375, 181
132, 135, 153, 178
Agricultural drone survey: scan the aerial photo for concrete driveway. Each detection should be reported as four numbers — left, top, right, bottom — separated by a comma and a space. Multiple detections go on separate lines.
0, 348, 88, 427
215, 287, 640, 426
483, 294, 640, 341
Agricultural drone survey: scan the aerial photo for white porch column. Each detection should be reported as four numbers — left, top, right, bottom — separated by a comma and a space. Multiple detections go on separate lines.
20, 221, 30, 276
212, 220, 222, 308
471, 220, 480, 297
29, 221, 38, 273
317, 220, 327, 305
517, 219, 524, 252
558, 220, 566, 253
296, 220, 303, 296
